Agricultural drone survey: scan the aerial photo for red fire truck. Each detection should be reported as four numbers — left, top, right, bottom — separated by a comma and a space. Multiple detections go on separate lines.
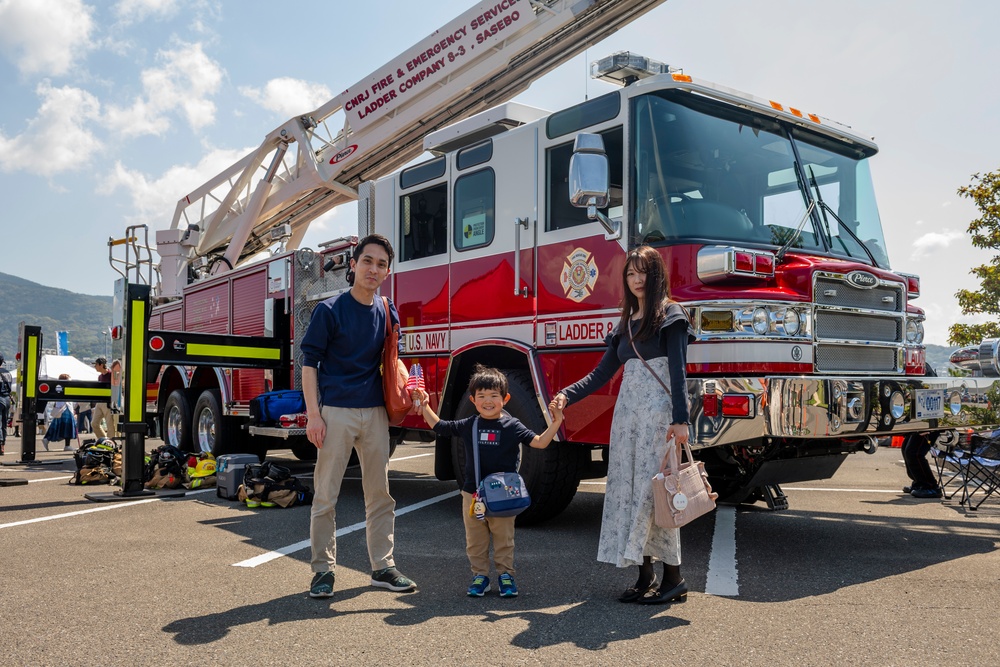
129, 0, 999, 523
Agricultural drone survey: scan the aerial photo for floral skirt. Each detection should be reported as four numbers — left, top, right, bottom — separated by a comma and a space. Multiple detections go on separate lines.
597, 357, 681, 568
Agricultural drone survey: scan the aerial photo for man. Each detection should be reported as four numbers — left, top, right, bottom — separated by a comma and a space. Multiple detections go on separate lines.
91, 357, 117, 439
0, 353, 12, 455
300, 233, 416, 599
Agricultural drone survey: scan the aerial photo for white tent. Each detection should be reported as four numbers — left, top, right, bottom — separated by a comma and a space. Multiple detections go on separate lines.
38, 355, 99, 381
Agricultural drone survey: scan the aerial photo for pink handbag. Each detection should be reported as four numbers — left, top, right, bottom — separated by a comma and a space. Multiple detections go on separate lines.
652, 438, 718, 529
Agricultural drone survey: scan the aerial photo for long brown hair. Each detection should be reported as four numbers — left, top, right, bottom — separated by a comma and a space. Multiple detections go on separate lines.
619, 245, 669, 342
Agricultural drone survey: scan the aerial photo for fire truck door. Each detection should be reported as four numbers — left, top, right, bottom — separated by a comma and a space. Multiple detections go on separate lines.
449, 129, 537, 347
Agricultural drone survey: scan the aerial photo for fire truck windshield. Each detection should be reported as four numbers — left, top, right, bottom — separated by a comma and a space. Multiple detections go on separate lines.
631, 90, 889, 269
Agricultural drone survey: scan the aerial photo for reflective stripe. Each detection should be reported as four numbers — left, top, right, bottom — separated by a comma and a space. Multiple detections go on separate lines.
128, 299, 146, 423
26, 335, 39, 398
186, 343, 281, 361
63, 388, 112, 398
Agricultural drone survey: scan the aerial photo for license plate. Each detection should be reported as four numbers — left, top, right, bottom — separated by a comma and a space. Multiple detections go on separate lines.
915, 389, 945, 419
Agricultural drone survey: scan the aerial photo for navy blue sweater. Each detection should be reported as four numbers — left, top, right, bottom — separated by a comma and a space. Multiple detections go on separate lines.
300, 292, 401, 409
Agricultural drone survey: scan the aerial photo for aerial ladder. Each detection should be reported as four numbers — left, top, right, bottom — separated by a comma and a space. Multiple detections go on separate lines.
155, 0, 667, 297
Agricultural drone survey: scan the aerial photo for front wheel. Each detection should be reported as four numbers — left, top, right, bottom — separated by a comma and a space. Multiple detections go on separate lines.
163, 390, 193, 451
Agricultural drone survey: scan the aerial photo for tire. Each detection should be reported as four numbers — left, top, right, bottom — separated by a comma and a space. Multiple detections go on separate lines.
192, 389, 233, 457
452, 369, 584, 525
162, 390, 193, 452
290, 436, 317, 461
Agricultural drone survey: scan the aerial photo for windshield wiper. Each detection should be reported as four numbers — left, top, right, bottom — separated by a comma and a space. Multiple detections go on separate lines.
775, 200, 817, 262
814, 200, 880, 268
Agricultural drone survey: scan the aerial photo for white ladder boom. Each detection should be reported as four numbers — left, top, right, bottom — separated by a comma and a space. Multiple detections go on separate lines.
156, 0, 666, 297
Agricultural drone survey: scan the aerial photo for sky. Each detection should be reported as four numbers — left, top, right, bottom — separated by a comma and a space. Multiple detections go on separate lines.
0, 0, 997, 346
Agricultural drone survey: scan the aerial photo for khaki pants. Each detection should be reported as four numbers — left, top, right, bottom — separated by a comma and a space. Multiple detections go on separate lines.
310, 406, 396, 573
462, 491, 516, 576
92, 404, 117, 439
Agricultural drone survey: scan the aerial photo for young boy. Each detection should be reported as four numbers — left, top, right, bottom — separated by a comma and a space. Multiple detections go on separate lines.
413, 364, 563, 598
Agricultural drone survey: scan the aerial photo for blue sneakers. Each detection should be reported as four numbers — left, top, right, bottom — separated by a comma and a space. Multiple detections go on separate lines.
498, 572, 518, 598
467, 574, 490, 597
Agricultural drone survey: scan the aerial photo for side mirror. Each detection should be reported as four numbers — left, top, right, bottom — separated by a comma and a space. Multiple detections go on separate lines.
569, 133, 618, 237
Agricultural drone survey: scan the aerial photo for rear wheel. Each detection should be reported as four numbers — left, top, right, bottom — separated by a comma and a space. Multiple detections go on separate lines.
163, 390, 193, 452
192, 389, 236, 457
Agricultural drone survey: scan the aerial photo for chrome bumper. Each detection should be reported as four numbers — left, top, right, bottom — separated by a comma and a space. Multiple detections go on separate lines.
689, 375, 1000, 449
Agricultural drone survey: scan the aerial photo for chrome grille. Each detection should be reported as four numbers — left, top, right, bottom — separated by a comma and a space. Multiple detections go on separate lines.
816, 345, 899, 373
816, 311, 901, 343
814, 276, 903, 312
812, 272, 906, 374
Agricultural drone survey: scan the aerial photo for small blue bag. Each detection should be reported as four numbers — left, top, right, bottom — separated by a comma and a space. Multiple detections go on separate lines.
250, 390, 306, 426
472, 417, 531, 518
477, 471, 531, 517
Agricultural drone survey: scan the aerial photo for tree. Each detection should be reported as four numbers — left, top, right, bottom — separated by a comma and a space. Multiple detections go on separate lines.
948, 170, 1000, 347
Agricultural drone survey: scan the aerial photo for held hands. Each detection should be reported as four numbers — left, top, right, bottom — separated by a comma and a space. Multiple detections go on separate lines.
547, 397, 564, 424
551, 393, 567, 411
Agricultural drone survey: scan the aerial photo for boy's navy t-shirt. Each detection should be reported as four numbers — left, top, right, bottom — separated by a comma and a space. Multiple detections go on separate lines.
433, 414, 536, 494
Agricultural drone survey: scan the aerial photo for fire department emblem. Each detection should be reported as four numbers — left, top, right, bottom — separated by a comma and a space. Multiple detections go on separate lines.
560, 248, 599, 303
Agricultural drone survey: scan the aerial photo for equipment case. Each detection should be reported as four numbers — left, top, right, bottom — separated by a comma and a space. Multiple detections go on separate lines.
216, 454, 261, 499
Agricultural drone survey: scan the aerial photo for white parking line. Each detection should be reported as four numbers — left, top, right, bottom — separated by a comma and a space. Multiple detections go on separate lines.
782, 487, 901, 493
28, 476, 74, 484
0, 488, 216, 530
705, 505, 739, 597
232, 489, 460, 568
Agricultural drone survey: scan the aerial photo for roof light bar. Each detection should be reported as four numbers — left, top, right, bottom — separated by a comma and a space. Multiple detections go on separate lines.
591, 51, 672, 87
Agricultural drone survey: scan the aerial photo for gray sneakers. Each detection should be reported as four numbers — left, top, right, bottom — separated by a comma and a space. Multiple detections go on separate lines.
309, 571, 335, 598
371, 567, 416, 592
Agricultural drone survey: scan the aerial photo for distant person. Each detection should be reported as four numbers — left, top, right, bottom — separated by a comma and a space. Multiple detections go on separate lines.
903, 365, 943, 499
300, 233, 417, 599
77, 402, 93, 434
42, 374, 78, 452
92, 357, 118, 439
413, 365, 564, 597
0, 353, 12, 456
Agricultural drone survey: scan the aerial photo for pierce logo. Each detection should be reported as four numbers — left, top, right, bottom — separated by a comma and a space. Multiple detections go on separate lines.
846, 270, 877, 289
329, 144, 358, 164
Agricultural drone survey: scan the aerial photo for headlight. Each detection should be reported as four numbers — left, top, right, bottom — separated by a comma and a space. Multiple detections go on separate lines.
916, 320, 924, 344
905, 319, 919, 343
752, 307, 769, 335
781, 308, 800, 336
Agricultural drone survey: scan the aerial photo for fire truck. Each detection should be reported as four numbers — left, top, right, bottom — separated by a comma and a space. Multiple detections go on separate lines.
125, 0, 999, 522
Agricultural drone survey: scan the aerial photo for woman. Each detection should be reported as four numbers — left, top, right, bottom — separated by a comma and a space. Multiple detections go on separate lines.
553, 246, 694, 605
42, 374, 79, 452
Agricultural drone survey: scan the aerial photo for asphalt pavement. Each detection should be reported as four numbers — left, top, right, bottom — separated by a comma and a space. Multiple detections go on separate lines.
1, 438, 998, 666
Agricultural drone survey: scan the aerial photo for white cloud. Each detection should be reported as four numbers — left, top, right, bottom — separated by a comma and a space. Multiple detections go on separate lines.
103, 41, 223, 137
0, 81, 102, 175
102, 145, 254, 223
0, 0, 95, 76
114, 0, 179, 21
239, 77, 333, 117
910, 230, 965, 260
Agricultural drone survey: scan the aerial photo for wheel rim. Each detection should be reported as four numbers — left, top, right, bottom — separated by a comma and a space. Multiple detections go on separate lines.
166, 405, 183, 448
196, 406, 216, 453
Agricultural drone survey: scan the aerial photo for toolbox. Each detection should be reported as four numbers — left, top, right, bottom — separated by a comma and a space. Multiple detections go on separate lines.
216, 453, 261, 500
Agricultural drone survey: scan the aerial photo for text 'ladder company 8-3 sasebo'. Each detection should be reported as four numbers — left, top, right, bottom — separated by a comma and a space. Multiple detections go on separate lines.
18, 0, 1000, 516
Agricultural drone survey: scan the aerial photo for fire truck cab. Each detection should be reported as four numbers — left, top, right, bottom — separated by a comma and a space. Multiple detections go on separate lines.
371, 53, 997, 522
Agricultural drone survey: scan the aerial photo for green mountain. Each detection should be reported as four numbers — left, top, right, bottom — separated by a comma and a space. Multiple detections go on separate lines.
0, 272, 114, 362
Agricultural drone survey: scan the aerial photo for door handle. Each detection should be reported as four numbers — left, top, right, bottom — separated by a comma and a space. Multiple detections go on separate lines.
513, 217, 530, 297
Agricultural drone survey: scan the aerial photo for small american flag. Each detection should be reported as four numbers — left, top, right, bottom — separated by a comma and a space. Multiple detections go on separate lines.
406, 363, 425, 407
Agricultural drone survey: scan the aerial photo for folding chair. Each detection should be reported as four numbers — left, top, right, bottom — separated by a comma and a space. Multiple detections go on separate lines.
960, 434, 1000, 511
930, 432, 971, 501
